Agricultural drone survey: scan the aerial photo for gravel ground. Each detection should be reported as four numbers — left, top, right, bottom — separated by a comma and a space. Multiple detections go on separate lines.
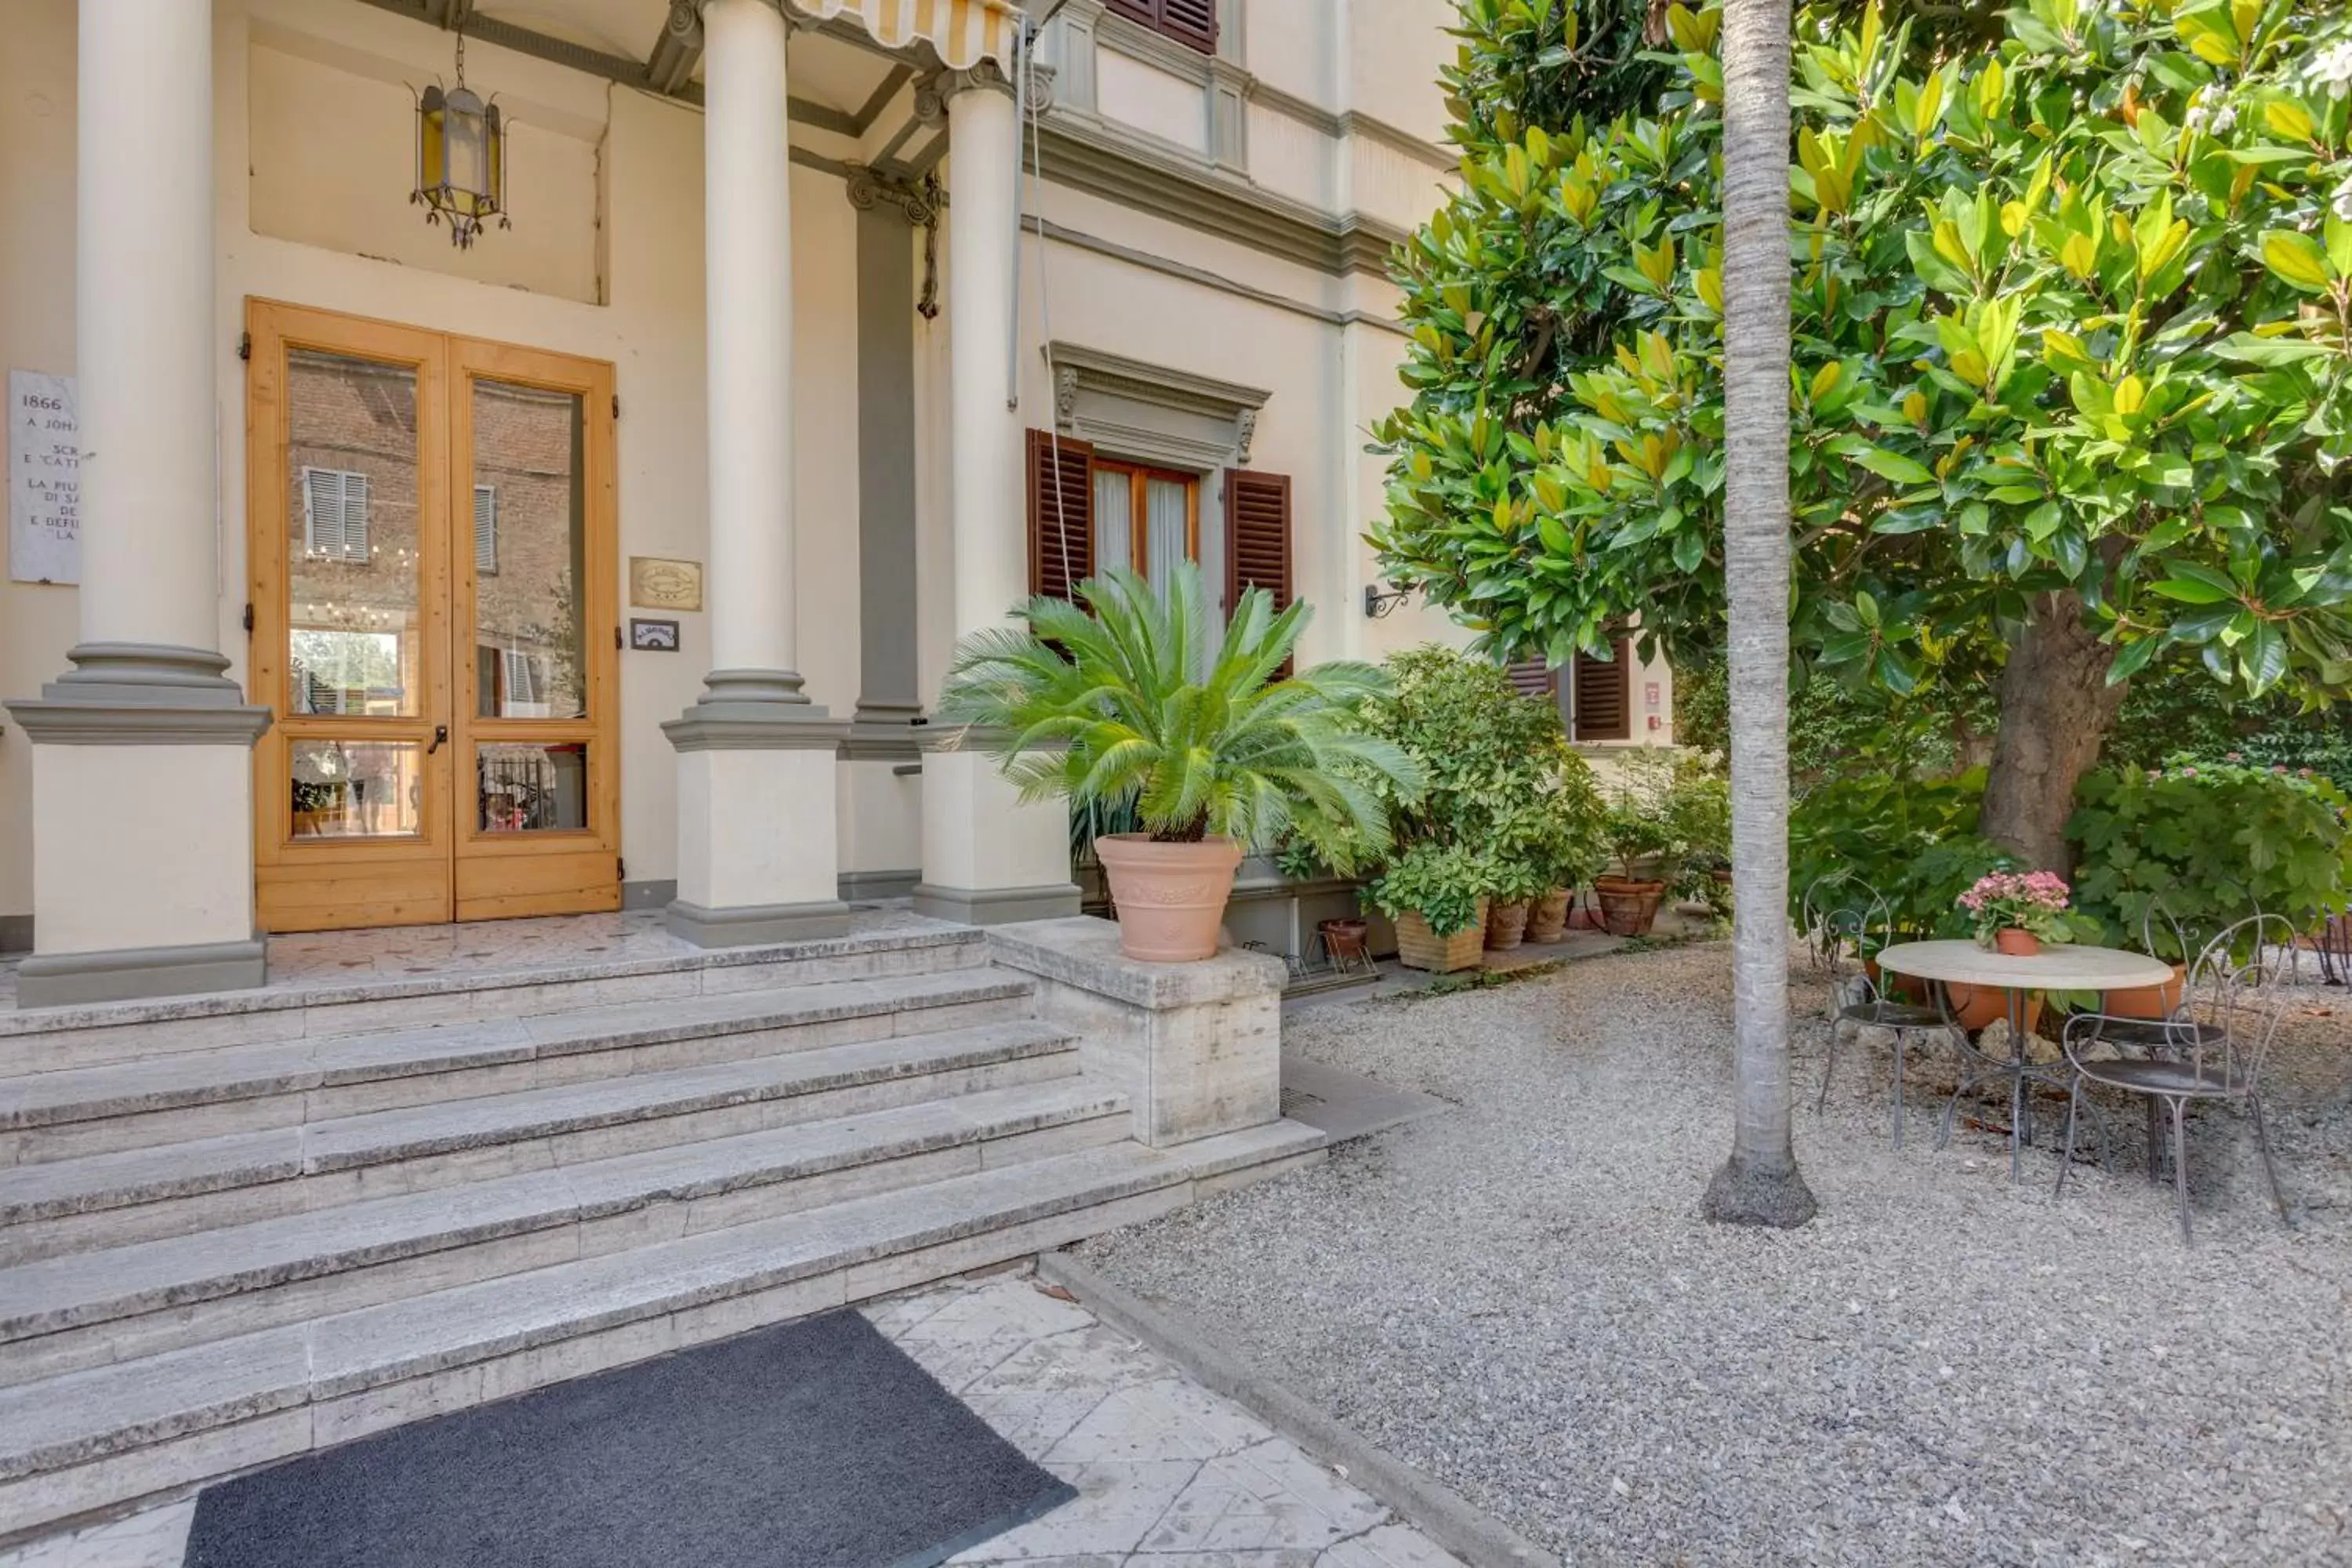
1077, 942, 2352, 1568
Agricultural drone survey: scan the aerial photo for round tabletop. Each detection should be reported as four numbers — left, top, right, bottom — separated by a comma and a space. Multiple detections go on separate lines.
1874, 939, 2176, 992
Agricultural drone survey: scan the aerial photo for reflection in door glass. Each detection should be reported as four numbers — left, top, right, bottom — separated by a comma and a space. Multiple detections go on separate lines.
286, 350, 422, 717
477, 743, 589, 833
472, 380, 588, 720
289, 740, 423, 837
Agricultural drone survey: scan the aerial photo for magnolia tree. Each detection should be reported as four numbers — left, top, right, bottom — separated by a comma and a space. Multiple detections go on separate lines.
1374, 0, 2352, 871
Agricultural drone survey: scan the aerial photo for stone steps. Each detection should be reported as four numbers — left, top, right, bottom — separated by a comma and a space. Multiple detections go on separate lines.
0, 1072, 1133, 1385
0, 923, 989, 1074
0, 967, 1036, 1163
0, 1122, 1325, 1543
0, 1019, 1087, 1264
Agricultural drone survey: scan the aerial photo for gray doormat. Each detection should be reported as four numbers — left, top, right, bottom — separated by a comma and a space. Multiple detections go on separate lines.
181, 1310, 1074, 1568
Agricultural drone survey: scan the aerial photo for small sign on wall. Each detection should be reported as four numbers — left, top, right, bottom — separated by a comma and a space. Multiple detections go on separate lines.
9, 369, 78, 585
630, 557, 702, 612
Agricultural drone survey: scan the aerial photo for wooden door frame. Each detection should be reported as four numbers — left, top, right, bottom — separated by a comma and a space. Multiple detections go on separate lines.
245, 299, 621, 933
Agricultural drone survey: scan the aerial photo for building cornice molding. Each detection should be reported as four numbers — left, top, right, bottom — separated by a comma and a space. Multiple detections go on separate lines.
1243, 82, 1457, 173
1025, 216, 1410, 339
1034, 114, 1410, 279
1092, 9, 1215, 85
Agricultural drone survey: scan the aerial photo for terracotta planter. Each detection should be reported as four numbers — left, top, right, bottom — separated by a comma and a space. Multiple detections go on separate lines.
1093, 833, 1244, 963
1395, 902, 1488, 973
2105, 961, 2187, 1020
1994, 928, 2042, 956
1593, 877, 1665, 937
1526, 890, 1572, 944
1486, 899, 1531, 951
1318, 917, 1371, 966
1943, 982, 2043, 1036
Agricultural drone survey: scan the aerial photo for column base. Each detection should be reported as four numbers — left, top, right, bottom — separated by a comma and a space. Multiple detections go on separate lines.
5, 643, 271, 1006
14, 938, 268, 1010
665, 674, 849, 944
916, 743, 1081, 927
666, 898, 851, 947
840, 869, 920, 902
910, 881, 1083, 925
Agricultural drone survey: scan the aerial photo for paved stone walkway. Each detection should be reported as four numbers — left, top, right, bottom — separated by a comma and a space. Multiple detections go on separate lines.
0, 1272, 1458, 1568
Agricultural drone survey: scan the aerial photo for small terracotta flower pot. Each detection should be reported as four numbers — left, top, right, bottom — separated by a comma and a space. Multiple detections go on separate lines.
1093, 833, 1243, 963
1944, 982, 2042, 1036
1486, 899, 1531, 950
1994, 928, 2041, 956
1526, 890, 1572, 943
2105, 962, 2187, 1020
1593, 877, 1665, 937
1318, 917, 1370, 965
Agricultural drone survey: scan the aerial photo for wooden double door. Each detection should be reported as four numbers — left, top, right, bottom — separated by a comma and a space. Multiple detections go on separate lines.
245, 301, 621, 932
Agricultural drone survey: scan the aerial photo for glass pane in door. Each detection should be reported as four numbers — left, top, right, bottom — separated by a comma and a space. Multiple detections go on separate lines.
471, 379, 588, 720
477, 742, 590, 833
289, 739, 424, 837
285, 350, 423, 717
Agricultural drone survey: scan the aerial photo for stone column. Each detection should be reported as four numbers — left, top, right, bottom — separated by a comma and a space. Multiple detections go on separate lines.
662, 0, 848, 945
913, 66, 1081, 926
5, 0, 273, 1007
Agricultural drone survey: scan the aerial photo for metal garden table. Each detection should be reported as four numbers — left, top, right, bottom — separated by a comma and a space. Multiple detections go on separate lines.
1874, 940, 2176, 1182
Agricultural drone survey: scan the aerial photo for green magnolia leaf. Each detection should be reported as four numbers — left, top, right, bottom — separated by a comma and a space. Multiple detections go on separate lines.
1854, 448, 1936, 487
2260, 231, 2332, 293
2148, 578, 2235, 604
2210, 333, 2338, 366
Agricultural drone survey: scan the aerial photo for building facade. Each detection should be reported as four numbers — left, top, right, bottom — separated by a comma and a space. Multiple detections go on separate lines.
0, 0, 1673, 1005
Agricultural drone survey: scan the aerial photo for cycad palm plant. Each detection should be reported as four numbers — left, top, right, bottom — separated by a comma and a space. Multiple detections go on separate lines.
937, 564, 1419, 959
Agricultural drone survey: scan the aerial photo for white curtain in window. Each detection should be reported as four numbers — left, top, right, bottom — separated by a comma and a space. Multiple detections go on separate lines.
1145, 477, 1188, 587
1092, 470, 1132, 576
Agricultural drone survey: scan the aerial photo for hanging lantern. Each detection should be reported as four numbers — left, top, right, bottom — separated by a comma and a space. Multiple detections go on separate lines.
412, 28, 509, 249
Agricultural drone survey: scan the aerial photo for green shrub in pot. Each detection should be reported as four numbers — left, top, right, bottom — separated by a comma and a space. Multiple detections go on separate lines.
1366, 841, 1492, 939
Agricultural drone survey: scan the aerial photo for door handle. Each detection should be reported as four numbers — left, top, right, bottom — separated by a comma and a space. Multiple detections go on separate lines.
427, 724, 449, 755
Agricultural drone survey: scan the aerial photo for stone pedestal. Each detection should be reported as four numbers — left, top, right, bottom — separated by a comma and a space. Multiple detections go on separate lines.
666, 718, 849, 943
986, 916, 1284, 1149
913, 747, 1080, 925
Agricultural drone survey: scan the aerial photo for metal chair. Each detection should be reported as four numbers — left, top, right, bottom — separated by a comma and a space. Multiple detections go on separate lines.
2055, 913, 2302, 1243
2078, 897, 2227, 1060
1805, 873, 1962, 1149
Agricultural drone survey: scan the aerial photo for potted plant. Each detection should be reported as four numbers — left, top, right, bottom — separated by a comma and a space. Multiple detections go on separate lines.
1367, 842, 1491, 971
1595, 804, 1672, 935
1483, 854, 1547, 950
1959, 870, 2076, 956
938, 564, 1418, 963
1349, 648, 1583, 966
1512, 758, 1606, 944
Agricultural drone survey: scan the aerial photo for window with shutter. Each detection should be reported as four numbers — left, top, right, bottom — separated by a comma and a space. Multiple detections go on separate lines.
474, 484, 498, 575
1027, 428, 1095, 600
1104, 0, 1218, 53
1223, 467, 1292, 673
1571, 640, 1634, 742
301, 467, 370, 564
1504, 659, 1558, 699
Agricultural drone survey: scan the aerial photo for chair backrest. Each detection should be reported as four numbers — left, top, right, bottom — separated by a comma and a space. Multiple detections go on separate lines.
1801, 871, 1896, 997
2140, 897, 2191, 967
2178, 912, 2303, 1090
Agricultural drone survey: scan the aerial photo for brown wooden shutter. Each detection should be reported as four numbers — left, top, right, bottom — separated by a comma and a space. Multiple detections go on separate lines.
1104, 0, 1217, 53
1504, 659, 1558, 699
1571, 640, 1633, 741
1157, 0, 1219, 52
1225, 467, 1292, 674
1027, 428, 1093, 601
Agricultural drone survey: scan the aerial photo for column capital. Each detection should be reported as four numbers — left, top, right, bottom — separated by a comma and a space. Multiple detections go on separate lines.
921, 57, 1051, 118
845, 163, 942, 224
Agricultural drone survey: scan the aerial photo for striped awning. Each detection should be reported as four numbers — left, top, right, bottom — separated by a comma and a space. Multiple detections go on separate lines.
791, 0, 1022, 71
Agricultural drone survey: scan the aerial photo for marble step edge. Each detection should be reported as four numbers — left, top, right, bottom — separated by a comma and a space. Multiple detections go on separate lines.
0, 1044, 1114, 1342
0, 967, 1039, 1129
0, 919, 986, 1043
2, 1019, 1081, 1229
0, 1120, 1327, 1526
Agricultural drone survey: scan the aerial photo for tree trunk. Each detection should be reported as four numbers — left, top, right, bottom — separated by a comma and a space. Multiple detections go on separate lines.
1978, 592, 2128, 873
1702, 0, 1816, 1229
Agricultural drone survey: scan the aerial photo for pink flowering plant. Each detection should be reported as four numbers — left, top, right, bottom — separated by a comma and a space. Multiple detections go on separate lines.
1958, 870, 2075, 949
